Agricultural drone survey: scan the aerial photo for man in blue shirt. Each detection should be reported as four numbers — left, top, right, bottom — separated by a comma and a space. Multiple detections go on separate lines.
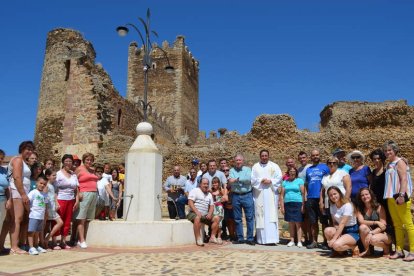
228, 154, 255, 245
305, 149, 329, 249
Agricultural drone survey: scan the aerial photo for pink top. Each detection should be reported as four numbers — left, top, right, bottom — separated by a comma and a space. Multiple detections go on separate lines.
77, 168, 98, 193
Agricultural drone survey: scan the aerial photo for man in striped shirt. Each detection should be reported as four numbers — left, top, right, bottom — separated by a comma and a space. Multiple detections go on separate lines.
187, 178, 220, 246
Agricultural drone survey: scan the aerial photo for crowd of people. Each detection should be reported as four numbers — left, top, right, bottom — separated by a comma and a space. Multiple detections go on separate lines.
165, 141, 414, 261
0, 141, 125, 255
1, 139, 413, 261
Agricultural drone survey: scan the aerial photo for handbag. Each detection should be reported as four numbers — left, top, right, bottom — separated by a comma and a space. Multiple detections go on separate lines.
393, 192, 410, 203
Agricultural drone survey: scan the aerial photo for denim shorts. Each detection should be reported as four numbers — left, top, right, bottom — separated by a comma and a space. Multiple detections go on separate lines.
342, 224, 360, 242
28, 218, 44, 232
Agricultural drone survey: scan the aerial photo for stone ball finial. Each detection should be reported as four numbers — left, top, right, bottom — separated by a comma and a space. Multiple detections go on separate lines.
136, 122, 153, 136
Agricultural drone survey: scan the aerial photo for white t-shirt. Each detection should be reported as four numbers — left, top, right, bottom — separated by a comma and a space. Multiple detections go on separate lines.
330, 202, 357, 227
28, 189, 49, 219
97, 177, 110, 206
321, 170, 348, 208
188, 188, 214, 216
55, 170, 79, 200
102, 173, 112, 183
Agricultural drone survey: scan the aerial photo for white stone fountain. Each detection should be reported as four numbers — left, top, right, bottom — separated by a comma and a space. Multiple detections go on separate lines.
87, 122, 194, 247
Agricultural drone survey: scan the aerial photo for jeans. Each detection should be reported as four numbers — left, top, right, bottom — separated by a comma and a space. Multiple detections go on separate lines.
232, 191, 254, 241
175, 195, 187, 219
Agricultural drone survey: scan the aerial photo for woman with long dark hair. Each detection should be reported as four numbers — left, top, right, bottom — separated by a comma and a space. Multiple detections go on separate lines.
356, 187, 391, 257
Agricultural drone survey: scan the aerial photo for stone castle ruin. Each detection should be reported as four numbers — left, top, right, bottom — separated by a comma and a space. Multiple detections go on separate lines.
34, 28, 414, 176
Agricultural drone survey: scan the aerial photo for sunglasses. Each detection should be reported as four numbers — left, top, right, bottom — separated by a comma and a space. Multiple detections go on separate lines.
351, 156, 361, 160
223, 169, 230, 172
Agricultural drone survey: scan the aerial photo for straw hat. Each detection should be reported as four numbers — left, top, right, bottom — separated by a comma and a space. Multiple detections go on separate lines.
346, 150, 365, 162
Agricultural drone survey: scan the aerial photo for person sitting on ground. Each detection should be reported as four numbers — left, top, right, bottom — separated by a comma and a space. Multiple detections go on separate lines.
280, 167, 305, 248
324, 186, 360, 257
27, 175, 49, 255
187, 178, 220, 246
43, 169, 63, 250
356, 187, 391, 257
210, 177, 224, 244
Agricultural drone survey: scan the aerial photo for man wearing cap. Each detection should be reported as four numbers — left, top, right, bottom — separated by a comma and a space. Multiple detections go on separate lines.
164, 166, 187, 219
332, 148, 352, 173
189, 158, 202, 179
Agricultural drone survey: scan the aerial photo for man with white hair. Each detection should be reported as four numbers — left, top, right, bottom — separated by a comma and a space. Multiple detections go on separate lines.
229, 154, 255, 245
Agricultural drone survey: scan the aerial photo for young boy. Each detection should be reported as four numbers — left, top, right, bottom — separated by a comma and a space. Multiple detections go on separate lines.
27, 175, 49, 255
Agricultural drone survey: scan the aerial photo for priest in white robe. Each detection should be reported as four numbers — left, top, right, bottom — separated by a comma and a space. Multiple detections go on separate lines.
251, 149, 282, 245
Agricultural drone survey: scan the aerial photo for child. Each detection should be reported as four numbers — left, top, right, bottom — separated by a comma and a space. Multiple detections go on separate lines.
210, 176, 224, 244
27, 175, 49, 255
43, 169, 63, 250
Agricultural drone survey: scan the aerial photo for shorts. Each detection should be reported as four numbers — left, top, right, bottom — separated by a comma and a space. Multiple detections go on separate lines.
305, 198, 321, 224
187, 212, 212, 226
47, 209, 60, 221
28, 218, 44, 232
11, 189, 24, 199
76, 192, 98, 220
342, 224, 360, 242
284, 202, 303, 222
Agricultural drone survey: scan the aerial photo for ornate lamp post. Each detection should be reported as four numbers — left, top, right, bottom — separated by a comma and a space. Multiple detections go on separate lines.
117, 8, 174, 122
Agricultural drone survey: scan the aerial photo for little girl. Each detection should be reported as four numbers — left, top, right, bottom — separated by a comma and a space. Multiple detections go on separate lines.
211, 176, 224, 244
43, 169, 63, 250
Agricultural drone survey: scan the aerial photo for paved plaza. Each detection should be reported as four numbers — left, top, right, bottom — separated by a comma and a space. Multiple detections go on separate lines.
0, 240, 412, 276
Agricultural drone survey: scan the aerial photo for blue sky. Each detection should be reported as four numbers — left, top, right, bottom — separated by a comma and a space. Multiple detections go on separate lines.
1, 0, 413, 155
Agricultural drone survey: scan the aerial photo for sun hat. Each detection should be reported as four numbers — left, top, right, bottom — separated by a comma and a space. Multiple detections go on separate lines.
332, 148, 345, 156
346, 150, 365, 162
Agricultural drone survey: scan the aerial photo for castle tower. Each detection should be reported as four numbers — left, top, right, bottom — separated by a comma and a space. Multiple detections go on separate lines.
34, 29, 98, 159
126, 35, 199, 143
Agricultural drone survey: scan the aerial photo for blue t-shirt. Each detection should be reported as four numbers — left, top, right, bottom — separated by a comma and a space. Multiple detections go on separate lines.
0, 166, 10, 201
282, 178, 304, 203
349, 165, 371, 198
306, 163, 330, 199
338, 163, 352, 173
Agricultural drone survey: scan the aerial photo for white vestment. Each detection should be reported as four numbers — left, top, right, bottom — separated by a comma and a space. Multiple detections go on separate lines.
251, 161, 282, 244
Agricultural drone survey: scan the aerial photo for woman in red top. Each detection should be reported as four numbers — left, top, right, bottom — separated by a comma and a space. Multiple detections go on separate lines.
75, 153, 98, 249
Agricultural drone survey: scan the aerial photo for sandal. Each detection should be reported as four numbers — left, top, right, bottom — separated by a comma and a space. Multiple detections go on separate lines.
60, 243, 71, 249
403, 253, 414, 262
53, 245, 62, 250
9, 249, 28, 255
389, 252, 405, 260
352, 247, 360, 258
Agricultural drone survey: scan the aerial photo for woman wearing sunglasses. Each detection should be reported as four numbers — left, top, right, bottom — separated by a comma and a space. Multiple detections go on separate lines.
347, 150, 372, 203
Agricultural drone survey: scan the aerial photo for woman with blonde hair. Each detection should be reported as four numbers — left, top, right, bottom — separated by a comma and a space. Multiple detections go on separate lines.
324, 186, 360, 257
383, 140, 414, 261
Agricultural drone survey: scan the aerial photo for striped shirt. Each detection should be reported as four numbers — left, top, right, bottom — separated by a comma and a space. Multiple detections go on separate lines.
188, 188, 213, 215
384, 158, 413, 199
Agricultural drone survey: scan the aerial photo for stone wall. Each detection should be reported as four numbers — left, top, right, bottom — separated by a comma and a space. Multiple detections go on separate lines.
163, 100, 414, 177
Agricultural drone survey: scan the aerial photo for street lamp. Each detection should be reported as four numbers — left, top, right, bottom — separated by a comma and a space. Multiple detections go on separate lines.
117, 8, 174, 122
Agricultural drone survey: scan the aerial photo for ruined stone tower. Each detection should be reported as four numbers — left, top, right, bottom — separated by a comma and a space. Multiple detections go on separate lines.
34, 29, 175, 163
126, 36, 199, 143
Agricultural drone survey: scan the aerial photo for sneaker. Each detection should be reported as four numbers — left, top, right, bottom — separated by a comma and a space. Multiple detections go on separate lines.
297, 242, 303, 248
196, 238, 204, 247
306, 241, 318, 249
28, 247, 39, 255
36, 246, 47, 253
232, 240, 245, 244
287, 241, 295, 247
319, 243, 329, 250
217, 238, 223, 245
78, 241, 88, 249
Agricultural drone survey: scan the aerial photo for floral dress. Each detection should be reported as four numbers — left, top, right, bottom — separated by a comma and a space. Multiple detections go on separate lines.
213, 193, 224, 227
